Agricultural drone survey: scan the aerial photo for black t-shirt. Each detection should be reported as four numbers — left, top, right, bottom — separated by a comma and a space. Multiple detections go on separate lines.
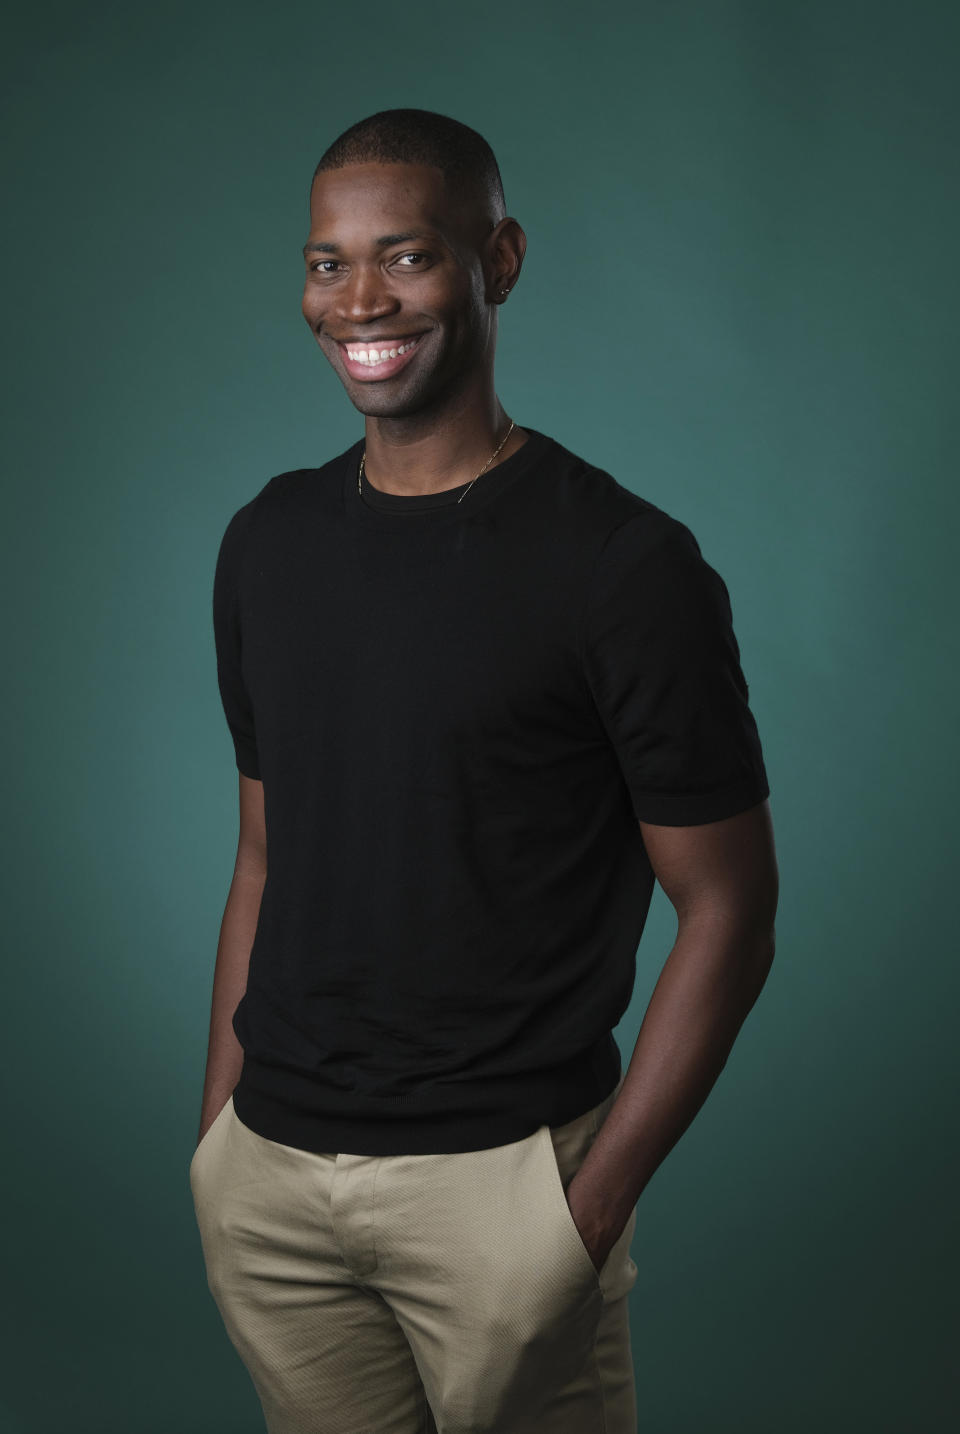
212, 426, 770, 1155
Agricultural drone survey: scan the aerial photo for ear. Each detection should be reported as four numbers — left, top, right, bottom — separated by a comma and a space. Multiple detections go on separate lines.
485, 216, 526, 302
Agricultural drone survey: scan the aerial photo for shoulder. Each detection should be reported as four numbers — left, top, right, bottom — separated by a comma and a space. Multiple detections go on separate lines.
215, 443, 355, 561
532, 428, 704, 563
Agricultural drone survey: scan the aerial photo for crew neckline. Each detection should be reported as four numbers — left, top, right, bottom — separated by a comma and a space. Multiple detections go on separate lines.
343, 427, 552, 530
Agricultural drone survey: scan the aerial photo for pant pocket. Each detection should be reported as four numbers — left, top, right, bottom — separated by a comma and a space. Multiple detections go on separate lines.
189, 1093, 234, 1189
536, 1117, 605, 1293
538, 1083, 638, 1303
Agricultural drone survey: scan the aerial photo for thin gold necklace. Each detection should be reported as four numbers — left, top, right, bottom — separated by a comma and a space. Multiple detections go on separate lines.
358, 420, 516, 505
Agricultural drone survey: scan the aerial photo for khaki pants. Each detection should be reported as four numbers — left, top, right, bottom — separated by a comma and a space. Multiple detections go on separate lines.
190, 1073, 637, 1433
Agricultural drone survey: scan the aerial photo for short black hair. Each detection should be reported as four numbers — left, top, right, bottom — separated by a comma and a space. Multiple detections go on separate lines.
312, 108, 506, 232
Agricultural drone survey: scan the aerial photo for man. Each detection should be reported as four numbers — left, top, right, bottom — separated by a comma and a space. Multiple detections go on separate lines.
190, 108, 779, 1434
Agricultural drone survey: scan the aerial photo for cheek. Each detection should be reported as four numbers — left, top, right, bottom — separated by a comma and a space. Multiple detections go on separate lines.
440, 289, 482, 340
301, 286, 322, 323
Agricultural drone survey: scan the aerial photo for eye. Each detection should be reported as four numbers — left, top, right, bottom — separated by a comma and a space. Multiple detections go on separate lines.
309, 260, 341, 274
396, 252, 430, 267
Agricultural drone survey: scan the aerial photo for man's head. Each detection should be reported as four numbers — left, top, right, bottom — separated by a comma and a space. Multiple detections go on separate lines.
313, 108, 507, 236
302, 109, 525, 421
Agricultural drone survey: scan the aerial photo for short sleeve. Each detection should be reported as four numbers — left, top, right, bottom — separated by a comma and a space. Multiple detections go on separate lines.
582, 512, 769, 826
212, 501, 261, 780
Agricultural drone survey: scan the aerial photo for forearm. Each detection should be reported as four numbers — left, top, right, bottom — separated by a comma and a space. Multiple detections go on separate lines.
572, 917, 775, 1231
197, 864, 266, 1142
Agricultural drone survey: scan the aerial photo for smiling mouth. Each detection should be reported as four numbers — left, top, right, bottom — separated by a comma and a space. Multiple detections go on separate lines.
336, 333, 427, 381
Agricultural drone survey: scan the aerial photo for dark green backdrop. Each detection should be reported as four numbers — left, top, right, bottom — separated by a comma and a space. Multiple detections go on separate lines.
3, 2, 956, 1429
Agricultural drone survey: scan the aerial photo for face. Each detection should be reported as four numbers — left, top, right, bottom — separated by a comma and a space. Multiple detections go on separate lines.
301, 161, 505, 419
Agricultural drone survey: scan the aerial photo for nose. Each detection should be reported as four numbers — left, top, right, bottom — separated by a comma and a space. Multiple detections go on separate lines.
333, 265, 400, 327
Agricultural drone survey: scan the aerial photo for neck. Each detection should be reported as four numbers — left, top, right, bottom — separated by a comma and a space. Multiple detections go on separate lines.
361, 382, 523, 497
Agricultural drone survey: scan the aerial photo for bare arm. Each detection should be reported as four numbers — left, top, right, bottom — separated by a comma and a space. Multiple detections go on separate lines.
567, 798, 779, 1239
195, 772, 267, 1147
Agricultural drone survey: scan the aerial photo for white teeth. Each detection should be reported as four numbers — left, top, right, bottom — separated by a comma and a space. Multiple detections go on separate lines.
345, 337, 419, 363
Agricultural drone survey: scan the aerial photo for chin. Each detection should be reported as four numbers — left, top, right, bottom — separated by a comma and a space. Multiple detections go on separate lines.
345, 385, 433, 420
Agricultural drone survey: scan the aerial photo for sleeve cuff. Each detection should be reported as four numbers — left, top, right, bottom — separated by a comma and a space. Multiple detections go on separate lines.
235, 745, 261, 781
630, 773, 769, 827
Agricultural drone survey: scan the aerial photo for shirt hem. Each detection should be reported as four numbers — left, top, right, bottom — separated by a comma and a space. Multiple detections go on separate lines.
230, 1036, 622, 1155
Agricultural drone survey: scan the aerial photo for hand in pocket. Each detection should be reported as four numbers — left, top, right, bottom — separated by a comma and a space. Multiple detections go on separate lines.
563, 1168, 626, 1276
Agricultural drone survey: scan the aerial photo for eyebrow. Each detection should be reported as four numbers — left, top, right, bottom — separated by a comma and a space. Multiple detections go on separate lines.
302, 231, 433, 257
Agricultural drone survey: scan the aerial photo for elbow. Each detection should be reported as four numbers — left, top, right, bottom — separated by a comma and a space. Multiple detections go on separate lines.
748, 924, 777, 993
761, 921, 777, 964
